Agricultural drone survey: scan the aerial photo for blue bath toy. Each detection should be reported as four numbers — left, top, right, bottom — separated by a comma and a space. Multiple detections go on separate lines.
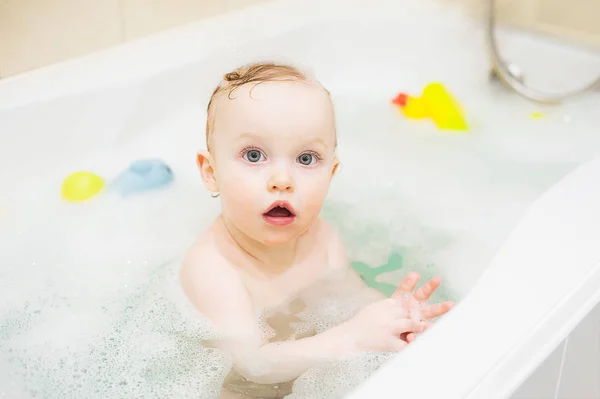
112, 159, 174, 196
352, 252, 404, 297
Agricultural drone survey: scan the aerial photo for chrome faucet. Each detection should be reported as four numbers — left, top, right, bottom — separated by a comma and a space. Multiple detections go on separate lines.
487, 0, 600, 103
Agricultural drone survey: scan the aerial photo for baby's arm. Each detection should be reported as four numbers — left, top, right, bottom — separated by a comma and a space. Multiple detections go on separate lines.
180, 246, 358, 385
324, 221, 454, 340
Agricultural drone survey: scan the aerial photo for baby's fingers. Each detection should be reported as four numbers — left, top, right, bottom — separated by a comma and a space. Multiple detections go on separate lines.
391, 319, 425, 335
422, 321, 433, 332
421, 301, 454, 320
393, 272, 420, 297
390, 339, 408, 351
391, 306, 409, 320
413, 276, 441, 302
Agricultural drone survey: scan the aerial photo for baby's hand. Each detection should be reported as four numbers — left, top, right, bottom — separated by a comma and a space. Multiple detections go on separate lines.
393, 272, 455, 343
341, 297, 426, 353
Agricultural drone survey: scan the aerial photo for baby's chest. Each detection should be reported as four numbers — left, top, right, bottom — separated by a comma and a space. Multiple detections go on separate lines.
246, 253, 332, 309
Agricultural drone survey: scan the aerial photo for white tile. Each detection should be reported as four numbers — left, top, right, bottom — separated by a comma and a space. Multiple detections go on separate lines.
513, 302, 600, 399
557, 301, 600, 399
512, 341, 563, 399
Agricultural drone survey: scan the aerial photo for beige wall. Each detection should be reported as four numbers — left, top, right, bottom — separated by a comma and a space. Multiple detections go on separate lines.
458, 0, 600, 49
1, 0, 599, 80
0, 0, 266, 79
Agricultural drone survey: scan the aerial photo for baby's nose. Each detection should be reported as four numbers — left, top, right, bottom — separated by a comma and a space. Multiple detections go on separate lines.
268, 172, 294, 192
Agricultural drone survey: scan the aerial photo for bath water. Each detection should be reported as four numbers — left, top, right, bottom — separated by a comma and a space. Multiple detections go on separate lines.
2, 23, 600, 395
0, 115, 460, 398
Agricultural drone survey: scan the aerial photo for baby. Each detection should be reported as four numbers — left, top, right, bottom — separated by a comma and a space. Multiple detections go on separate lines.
180, 62, 454, 398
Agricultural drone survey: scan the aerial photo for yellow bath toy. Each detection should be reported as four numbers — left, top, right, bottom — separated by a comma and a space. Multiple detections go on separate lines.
393, 93, 428, 119
531, 111, 544, 119
61, 171, 104, 201
392, 83, 468, 131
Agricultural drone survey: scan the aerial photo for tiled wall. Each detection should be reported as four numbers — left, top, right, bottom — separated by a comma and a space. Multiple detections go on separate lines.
1, 0, 599, 79
458, 0, 600, 49
0, 0, 266, 79
512, 300, 600, 399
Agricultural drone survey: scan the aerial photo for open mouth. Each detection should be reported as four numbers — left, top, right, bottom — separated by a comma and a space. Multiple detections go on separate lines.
263, 201, 296, 226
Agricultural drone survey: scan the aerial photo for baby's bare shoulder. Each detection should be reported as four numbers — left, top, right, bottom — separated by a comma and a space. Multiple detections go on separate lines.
181, 230, 239, 285
183, 228, 222, 265
179, 229, 251, 324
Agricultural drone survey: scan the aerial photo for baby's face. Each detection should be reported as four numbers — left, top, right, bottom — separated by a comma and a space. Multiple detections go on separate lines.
209, 80, 338, 246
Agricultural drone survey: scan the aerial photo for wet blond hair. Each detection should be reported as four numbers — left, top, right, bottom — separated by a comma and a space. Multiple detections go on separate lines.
205, 62, 334, 150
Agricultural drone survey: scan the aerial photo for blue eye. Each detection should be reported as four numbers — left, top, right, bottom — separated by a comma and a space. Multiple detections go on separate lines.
243, 149, 265, 163
297, 152, 318, 166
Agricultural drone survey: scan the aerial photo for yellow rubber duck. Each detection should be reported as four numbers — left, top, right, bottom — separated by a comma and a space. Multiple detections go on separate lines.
392, 83, 468, 131
61, 171, 104, 202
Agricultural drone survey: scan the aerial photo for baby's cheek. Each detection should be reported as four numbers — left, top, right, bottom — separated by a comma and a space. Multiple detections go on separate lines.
302, 182, 330, 215
221, 168, 258, 197
224, 180, 257, 210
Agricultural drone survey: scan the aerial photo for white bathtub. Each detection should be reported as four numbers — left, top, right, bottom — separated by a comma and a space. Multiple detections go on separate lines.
1, 0, 599, 398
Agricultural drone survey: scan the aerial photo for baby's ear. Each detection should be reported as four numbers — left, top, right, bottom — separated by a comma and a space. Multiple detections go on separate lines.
331, 155, 340, 177
196, 150, 219, 193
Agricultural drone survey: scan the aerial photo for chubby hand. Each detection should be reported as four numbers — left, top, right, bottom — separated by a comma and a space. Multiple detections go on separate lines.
392, 272, 455, 343
342, 297, 427, 353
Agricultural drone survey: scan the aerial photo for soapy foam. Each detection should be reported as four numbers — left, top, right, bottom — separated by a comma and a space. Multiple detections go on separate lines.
1, 268, 232, 399
0, 128, 233, 397
287, 352, 396, 399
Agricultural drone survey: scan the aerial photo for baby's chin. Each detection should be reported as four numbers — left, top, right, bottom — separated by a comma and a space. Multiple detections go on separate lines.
256, 229, 304, 247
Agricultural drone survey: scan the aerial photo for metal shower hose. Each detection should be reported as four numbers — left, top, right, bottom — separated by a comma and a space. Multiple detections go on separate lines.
487, 0, 600, 104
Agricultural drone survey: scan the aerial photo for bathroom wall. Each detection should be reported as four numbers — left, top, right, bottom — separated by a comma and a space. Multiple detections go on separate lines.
512, 300, 600, 399
1, 0, 599, 80
0, 0, 266, 79
457, 0, 600, 49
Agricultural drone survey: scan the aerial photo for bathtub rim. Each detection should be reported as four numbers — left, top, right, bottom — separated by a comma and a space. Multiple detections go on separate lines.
469, 258, 600, 398
346, 150, 600, 399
